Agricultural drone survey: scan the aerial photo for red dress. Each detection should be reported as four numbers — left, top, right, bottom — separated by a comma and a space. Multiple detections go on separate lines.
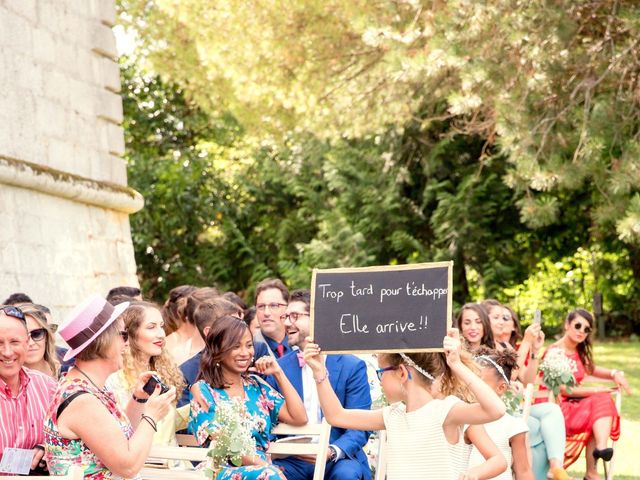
537, 347, 620, 468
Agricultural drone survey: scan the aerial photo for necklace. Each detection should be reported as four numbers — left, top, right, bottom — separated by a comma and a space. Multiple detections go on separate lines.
74, 365, 108, 395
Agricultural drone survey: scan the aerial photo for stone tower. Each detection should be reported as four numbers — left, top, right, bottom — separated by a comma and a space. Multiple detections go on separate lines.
0, 1, 142, 319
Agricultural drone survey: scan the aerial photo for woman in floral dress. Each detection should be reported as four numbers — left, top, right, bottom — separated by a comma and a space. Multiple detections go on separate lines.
44, 295, 176, 478
189, 315, 307, 480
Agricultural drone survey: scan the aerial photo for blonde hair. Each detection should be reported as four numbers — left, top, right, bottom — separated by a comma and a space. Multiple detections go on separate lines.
120, 302, 185, 400
21, 305, 60, 378
380, 349, 478, 402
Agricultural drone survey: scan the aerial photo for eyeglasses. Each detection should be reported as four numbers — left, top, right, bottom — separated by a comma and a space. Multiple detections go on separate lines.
256, 303, 287, 312
280, 312, 309, 323
119, 330, 129, 342
1, 305, 26, 322
572, 321, 592, 334
28, 328, 48, 342
375, 366, 400, 381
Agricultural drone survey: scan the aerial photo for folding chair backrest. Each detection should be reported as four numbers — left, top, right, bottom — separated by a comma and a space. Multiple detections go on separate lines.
268, 420, 331, 480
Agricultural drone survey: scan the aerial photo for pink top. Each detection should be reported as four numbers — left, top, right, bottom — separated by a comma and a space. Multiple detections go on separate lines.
0, 367, 56, 458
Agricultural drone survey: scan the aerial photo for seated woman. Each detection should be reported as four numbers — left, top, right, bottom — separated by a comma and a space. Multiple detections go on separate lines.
534, 309, 631, 480
44, 295, 176, 478
106, 301, 188, 463
456, 303, 496, 352
189, 315, 307, 480
518, 321, 569, 480
21, 304, 60, 378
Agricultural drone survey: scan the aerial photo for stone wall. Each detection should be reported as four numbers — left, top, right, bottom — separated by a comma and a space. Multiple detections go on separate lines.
0, 0, 142, 321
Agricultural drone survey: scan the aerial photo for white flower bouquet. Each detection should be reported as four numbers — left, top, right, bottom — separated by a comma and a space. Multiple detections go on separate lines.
203, 397, 257, 478
539, 348, 577, 396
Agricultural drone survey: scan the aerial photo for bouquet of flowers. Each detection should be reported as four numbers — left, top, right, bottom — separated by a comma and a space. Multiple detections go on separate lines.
539, 348, 577, 396
203, 397, 257, 478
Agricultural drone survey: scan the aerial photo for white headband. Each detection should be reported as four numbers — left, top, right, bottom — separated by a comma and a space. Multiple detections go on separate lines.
475, 355, 510, 384
399, 353, 435, 381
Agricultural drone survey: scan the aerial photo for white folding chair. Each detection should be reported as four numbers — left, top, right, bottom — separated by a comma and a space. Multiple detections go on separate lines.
268, 420, 332, 480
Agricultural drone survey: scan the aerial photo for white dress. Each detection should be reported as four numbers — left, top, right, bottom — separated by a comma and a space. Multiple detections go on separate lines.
467, 413, 528, 480
382, 395, 465, 480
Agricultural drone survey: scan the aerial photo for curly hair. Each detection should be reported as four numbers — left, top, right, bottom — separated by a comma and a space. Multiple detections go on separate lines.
475, 346, 519, 383
120, 301, 185, 400
379, 349, 478, 402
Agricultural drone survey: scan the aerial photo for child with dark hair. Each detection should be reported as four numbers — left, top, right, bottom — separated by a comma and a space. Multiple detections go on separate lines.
468, 347, 533, 479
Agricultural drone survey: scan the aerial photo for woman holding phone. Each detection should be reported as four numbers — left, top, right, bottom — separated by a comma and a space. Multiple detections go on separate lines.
44, 295, 176, 478
107, 302, 188, 463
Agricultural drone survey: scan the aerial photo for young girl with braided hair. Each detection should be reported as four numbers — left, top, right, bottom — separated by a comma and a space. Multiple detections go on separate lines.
303, 328, 508, 480
467, 347, 534, 480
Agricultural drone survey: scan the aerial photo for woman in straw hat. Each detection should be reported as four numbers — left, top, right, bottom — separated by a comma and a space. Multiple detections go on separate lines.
43, 294, 176, 479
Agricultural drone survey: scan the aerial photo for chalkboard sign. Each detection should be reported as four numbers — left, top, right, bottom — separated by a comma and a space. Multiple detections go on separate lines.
310, 262, 453, 354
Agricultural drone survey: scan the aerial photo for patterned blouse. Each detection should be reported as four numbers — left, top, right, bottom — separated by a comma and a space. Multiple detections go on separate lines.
44, 377, 135, 479
188, 375, 285, 480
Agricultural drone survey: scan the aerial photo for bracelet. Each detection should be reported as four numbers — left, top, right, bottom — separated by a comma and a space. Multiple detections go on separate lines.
314, 369, 329, 384
611, 369, 623, 378
530, 352, 537, 360
140, 413, 157, 432
132, 393, 148, 404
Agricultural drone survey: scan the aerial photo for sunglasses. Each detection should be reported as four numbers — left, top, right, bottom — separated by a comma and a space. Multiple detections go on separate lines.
572, 321, 592, 334
375, 365, 400, 381
28, 328, 48, 342
1, 305, 26, 322
119, 330, 129, 342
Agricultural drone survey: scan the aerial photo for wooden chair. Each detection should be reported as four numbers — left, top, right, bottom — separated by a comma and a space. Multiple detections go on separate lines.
522, 377, 622, 480
581, 376, 622, 480
1, 465, 83, 480
267, 420, 332, 480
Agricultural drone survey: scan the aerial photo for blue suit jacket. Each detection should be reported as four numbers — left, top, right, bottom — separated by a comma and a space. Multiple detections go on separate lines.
267, 351, 372, 479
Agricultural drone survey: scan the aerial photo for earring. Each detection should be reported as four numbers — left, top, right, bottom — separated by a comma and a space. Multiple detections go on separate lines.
215, 362, 220, 368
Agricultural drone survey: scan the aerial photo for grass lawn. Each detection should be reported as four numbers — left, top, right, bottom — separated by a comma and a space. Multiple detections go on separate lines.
564, 340, 640, 479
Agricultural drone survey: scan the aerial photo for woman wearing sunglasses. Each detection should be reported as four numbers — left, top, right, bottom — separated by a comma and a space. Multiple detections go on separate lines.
536, 309, 631, 479
43, 295, 176, 479
20, 305, 60, 378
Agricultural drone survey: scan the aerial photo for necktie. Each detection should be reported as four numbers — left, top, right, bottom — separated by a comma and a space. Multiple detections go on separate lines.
276, 344, 285, 357
297, 352, 306, 367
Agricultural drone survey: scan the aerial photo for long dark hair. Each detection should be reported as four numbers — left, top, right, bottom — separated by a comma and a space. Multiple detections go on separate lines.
197, 315, 251, 389
456, 303, 495, 350
503, 305, 523, 347
565, 308, 594, 374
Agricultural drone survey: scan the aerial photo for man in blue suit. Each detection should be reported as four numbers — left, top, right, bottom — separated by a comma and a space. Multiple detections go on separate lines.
267, 289, 372, 480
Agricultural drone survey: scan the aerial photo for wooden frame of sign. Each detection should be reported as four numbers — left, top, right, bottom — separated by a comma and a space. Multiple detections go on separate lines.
310, 261, 453, 354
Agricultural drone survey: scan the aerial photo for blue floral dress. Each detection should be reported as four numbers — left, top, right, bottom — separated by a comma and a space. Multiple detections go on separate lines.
189, 375, 284, 480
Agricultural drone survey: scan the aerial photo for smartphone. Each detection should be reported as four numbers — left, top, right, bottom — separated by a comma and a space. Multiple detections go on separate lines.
533, 309, 542, 325
142, 374, 170, 396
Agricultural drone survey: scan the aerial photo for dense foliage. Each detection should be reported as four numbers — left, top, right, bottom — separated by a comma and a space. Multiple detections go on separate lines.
118, 1, 640, 333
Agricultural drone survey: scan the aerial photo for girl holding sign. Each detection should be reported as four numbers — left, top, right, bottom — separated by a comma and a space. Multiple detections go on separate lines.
303, 328, 508, 480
